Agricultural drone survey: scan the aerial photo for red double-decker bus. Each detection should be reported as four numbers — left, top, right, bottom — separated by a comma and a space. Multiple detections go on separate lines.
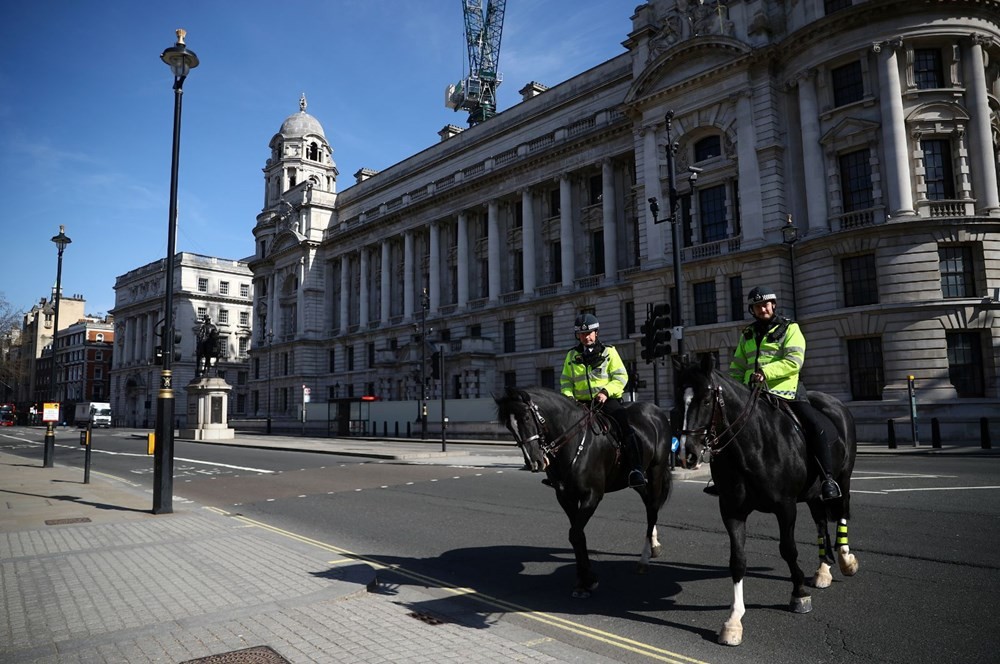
0, 403, 15, 426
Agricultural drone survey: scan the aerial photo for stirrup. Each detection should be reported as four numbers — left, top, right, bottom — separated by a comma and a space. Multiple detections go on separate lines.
628, 469, 646, 488
703, 481, 720, 496
821, 478, 842, 501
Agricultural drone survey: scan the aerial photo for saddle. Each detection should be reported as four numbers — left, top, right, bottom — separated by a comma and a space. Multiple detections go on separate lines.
762, 391, 805, 437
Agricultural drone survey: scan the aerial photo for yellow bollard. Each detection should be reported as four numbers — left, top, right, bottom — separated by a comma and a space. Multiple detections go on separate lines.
147, 432, 155, 455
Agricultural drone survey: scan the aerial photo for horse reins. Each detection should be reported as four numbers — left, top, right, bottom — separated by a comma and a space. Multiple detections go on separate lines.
521, 399, 594, 459
684, 381, 764, 455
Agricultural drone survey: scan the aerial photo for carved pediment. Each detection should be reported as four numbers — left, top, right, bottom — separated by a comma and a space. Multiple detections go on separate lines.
625, 37, 750, 105
820, 117, 881, 146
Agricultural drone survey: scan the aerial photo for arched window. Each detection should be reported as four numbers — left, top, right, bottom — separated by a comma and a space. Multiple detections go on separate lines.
694, 135, 722, 162
307, 142, 319, 161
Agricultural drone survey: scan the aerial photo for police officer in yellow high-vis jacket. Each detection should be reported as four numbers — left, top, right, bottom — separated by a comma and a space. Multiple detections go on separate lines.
560, 313, 646, 488
723, 287, 842, 501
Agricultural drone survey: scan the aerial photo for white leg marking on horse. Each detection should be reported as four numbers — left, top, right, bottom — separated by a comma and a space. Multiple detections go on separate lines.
650, 525, 661, 558
719, 580, 745, 646
838, 544, 859, 576
813, 561, 833, 588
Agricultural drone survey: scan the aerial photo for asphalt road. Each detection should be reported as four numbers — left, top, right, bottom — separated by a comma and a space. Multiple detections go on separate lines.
2, 427, 998, 664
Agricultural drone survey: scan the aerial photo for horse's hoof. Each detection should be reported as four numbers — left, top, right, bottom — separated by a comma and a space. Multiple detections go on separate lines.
839, 553, 859, 576
718, 621, 743, 646
650, 544, 662, 559
811, 563, 833, 589
790, 595, 813, 614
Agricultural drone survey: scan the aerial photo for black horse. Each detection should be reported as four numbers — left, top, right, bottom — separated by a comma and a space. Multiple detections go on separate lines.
495, 386, 673, 597
676, 357, 859, 646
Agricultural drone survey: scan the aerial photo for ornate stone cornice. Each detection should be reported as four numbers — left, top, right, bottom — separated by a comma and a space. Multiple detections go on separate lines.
872, 36, 903, 54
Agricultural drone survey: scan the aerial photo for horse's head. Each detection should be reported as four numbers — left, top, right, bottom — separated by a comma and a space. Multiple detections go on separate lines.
675, 355, 726, 463
494, 387, 550, 472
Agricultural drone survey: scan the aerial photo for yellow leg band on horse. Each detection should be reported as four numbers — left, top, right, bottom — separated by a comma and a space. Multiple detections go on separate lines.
836, 523, 848, 547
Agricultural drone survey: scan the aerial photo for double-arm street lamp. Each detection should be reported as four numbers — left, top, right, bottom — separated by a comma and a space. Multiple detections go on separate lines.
43, 225, 71, 468
153, 29, 199, 514
419, 287, 429, 440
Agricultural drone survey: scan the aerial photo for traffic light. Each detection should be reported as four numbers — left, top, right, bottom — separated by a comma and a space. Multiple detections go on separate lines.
431, 351, 442, 380
651, 303, 672, 358
640, 316, 656, 363
171, 331, 182, 362
154, 346, 164, 363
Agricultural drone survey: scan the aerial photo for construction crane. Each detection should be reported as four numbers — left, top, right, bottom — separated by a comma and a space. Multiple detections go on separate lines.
445, 0, 507, 126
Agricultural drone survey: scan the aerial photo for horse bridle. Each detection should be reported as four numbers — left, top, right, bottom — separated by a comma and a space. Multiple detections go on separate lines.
518, 398, 592, 458
682, 381, 763, 455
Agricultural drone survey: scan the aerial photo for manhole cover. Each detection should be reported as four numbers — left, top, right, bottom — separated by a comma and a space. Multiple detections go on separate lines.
180, 645, 291, 663
409, 611, 447, 625
44, 517, 92, 525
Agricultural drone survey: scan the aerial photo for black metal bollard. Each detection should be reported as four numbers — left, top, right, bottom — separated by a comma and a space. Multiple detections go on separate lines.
887, 419, 897, 449
383, 421, 388, 437
394, 421, 399, 437
931, 418, 941, 449
982, 418, 992, 450
406, 421, 411, 438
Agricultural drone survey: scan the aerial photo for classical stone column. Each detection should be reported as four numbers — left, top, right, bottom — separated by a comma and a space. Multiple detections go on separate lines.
296, 257, 305, 336
642, 124, 665, 262
339, 255, 349, 335
559, 175, 574, 287
521, 189, 537, 294
487, 200, 501, 300
403, 230, 414, 319
457, 212, 469, 307
735, 91, 764, 241
795, 70, 830, 233
358, 247, 369, 328
874, 38, 915, 217
966, 34, 1000, 215
601, 159, 618, 279
380, 240, 391, 323
429, 222, 441, 312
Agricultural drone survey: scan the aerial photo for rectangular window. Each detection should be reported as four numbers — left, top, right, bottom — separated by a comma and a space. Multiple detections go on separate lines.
947, 332, 984, 397
693, 281, 718, 325
540, 367, 556, 390
914, 48, 944, 90
699, 184, 727, 243
197, 306, 208, 320
238, 337, 249, 355
328, 349, 335, 372
824, 0, 852, 14
237, 371, 247, 386
240, 283, 250, 298
219, 281, 230, 296
623, 301, 636, 336
548, 188, 560, 216
470, 324, 482, 338
503, 320, 516, 353
939, 246, 975, 298
832, 61, 864, 107
839, 149, 874, 211
588, 175, 602, 205
842, 254, 878, 306
367, 342, 375, 369
218, 309, 229, 324
346, 345, 354, 371
540, 314, 554, 349
503, 371, 517, 389
514, 202, 523, 228
513, 251, 524, 291
729, 275, 744, 322
592, 230, 605, 275
847, 337, 884, 400
694, 135, 721, 162
239, 311, 250, 326
198, 278, 208, 293
254, 357, 260, 380
921, 139, 955, 200
550, 242, 562, 283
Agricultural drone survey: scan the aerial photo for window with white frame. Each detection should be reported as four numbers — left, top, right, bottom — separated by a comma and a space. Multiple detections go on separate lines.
220, 281, 230, 295
240, 283, 250, 298
238, 337, 249, 356
197, 306, 208, 320
198, 278, 208, 292
239, 311, 250, 326
218, 309, 229, 325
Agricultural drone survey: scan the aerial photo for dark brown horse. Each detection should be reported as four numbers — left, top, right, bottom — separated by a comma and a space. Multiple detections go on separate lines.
677, 356, 859, 646
495, 386, 673, 597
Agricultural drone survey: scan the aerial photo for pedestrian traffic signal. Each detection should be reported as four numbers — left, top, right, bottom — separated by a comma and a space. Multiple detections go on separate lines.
154, 345, 164, 363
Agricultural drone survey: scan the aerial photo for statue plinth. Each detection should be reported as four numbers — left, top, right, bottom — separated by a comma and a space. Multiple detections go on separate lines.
179, 376, 235, 440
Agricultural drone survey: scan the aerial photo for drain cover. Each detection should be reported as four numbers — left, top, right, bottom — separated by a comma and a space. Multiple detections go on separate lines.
44, 517, 92, 525
409, 611, 447, 625
180, 646, 291, 663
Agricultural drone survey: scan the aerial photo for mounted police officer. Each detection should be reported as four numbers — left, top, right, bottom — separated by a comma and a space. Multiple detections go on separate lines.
713, 287, 842, 501
559, 313, 646, 488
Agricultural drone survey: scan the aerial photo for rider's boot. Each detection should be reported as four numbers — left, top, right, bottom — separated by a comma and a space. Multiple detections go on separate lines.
627, 431, 646, 488
815, 438, 842, 501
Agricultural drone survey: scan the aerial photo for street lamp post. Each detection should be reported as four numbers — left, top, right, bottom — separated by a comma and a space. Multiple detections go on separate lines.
265, 329, 273, 435
664, 111, 685, 358
43, 225, 71, 468
781, 214, 800, 320
419, 287, 429, 440
153, 29, 198, 514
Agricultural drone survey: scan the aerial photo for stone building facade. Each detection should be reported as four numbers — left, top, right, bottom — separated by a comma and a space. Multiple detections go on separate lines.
109, 253, 254, 428
249, 0, 1000, 441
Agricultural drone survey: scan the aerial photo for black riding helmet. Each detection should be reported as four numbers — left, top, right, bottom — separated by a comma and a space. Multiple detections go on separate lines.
747, 286, 777, 314
573, 313, 600, 334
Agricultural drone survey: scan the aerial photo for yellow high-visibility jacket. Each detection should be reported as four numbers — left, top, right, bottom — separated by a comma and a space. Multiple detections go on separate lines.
560, 343, 628, 401
729, 318, 805, 400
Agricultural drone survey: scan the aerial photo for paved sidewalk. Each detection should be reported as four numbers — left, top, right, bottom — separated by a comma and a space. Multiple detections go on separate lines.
0, 447, 625, 663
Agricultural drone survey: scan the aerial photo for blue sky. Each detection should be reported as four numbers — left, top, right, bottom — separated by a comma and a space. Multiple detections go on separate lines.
0, 1, 633, 318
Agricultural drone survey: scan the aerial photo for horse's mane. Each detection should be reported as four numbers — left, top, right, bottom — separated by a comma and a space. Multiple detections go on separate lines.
495, 385, 575, 421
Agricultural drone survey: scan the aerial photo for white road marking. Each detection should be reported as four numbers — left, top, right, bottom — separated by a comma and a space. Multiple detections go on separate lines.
883, 486, 1000, 492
